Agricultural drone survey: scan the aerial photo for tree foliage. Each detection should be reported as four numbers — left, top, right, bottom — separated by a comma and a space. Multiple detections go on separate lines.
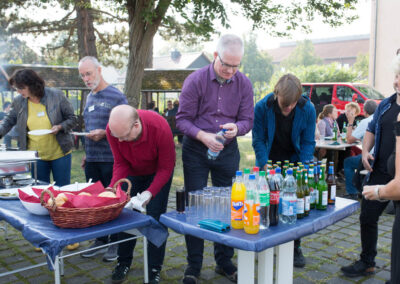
1, 0, 360, 107
282, 40, 323, 68
353, 53, 369, 81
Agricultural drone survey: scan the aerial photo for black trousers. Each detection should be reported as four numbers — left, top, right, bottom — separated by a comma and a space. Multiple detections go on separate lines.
117, 174, 172, 270
359, 171, 391, 266
85, 162, 118, 243
391, 202, 400, 283
182, 136, 239, 275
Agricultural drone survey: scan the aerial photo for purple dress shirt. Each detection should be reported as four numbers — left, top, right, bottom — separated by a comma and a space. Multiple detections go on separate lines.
176, 63, 254, 140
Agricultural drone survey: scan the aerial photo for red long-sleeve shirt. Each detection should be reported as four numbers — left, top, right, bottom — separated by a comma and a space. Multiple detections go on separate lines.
106, 110, 176, 197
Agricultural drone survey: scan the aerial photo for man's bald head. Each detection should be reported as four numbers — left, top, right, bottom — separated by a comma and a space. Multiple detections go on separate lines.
109, 105, 141, 141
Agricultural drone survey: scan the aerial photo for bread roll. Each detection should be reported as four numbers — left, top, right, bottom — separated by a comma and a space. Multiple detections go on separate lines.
98, 191, 117, 198
78, 192, 91, 196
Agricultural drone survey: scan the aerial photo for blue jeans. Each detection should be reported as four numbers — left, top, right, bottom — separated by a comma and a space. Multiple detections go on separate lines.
117, 173, 172, 270
35, 153, 71, 187
182, 136, 239, 275
344, 155, 361, 194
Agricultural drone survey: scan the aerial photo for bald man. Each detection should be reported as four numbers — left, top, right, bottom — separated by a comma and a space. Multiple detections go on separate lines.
106, 105, 175, 284
78, 56, 128, 262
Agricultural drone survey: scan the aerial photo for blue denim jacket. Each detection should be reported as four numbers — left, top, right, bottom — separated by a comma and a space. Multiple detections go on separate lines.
366, 93, 397, 171
252, 92, 316, 168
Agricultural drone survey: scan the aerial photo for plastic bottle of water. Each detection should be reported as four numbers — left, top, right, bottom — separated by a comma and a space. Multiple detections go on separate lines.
207, 129, 227, 160
257, 171, 270, 230
280, 168, 297, 225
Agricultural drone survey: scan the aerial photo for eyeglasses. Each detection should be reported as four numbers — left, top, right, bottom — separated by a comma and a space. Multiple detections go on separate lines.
79, 71, 94, 79
111, 121, 136, 141
218, 55, 241, 70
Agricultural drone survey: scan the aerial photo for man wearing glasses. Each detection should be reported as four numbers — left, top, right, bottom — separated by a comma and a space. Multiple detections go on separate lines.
78, 56, 128, 261
177, 34, 254, 283
106, 105, 175, 284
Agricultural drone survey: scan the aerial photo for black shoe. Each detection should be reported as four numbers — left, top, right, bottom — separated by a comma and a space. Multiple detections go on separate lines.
182, 266, 199, 284
111, 263, 130, 284
215, 264, 237, 283
149, 268, 161, 284
294, 247, 306, 268
341, 260, 375, 277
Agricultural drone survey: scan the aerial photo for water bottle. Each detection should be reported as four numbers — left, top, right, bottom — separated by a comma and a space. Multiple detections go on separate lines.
243, 175, 260, 234
280, 168, 297, 225
207, 129, 227, 160
274, 167, 284, 215
258, 171, 270, 230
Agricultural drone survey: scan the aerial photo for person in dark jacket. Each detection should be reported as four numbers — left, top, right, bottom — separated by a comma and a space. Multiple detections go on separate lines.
0, 69, 76, 186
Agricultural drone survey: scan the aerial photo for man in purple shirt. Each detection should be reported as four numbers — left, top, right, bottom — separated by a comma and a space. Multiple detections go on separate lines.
176, 34, 254, 284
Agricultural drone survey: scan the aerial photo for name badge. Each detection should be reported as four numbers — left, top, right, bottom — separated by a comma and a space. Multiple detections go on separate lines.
37, 111, 45, 117
88, 105, 95, 112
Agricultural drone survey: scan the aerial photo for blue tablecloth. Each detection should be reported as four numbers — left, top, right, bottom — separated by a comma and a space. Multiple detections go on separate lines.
160, 197, 359, 252
0, 200, 168, 263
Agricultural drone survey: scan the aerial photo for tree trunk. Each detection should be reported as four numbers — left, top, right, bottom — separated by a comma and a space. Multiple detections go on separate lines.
75, 0, 98, 59
124, 0, 170, 108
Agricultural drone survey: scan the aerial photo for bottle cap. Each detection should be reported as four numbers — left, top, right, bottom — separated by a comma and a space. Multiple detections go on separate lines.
269, 169, 275, 175
275, 167, 281, 174
286, 168, 293, 175
244, 168, 251, 174
249, 174, 256, 180
259, 171, 266, 177
236, 171, 242, 176
252, 166, 259, 172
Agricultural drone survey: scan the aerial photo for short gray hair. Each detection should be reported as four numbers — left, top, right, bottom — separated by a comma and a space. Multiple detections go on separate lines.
363, 99, 378, 116
393, 54, 400, 75
79, 56, 101, 68
216, 34, 244, 57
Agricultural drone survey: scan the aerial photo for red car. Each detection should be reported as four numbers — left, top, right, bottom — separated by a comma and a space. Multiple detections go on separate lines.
301, 83, 384, 117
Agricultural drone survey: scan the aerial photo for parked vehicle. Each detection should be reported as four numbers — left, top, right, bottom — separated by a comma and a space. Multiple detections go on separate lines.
301, 83, 385, 117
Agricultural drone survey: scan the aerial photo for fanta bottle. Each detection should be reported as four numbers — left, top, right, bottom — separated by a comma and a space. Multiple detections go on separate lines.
231, 171, 246, 229
243, 174, 260, 234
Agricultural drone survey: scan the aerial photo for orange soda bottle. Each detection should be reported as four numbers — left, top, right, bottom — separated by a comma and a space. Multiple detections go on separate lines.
243, 174, 260, 234
231, 171, 246, 229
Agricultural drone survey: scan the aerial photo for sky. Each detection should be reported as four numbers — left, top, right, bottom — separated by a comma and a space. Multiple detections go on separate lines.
154, 0, 371, 55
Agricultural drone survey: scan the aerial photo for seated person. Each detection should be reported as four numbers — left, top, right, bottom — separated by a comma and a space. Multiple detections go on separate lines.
317, 104, 338, 138
343, 100, 377, 199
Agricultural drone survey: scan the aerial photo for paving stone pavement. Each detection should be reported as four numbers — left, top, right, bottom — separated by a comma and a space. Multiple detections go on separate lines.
0, 189, 394, 284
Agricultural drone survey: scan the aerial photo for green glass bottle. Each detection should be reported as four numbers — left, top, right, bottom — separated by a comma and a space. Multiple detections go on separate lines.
333, 121, 338, 141
282, 165, 288, 178
296, 171, 304, 219
302, 169, 310, 216
308, 166, 316, 209
317, 165, 328, 210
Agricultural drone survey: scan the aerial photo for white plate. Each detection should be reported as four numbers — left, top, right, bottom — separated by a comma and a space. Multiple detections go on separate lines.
28, 129, 53, 136
13, 174, 32, 181
0, 188, 19, 199
59, 182, 93, 192
71, 132, 90, 136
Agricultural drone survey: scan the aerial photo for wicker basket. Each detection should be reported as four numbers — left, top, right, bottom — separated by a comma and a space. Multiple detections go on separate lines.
40, 178, 131, 228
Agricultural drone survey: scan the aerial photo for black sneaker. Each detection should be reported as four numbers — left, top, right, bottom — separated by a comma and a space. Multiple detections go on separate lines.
215, 264, 237, 283
149, 268, 161, 284
294, 247, 306, 268
111, 263, 130, 284
341, 260, 375, 277
182, 266, 199, 284
103, 244, 118, 262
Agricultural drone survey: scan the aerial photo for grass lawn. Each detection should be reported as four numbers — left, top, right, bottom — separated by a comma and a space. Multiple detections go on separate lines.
70, 136, 256, 190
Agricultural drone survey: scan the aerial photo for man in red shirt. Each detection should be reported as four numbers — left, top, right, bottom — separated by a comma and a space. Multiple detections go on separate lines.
106, 105, 175, 284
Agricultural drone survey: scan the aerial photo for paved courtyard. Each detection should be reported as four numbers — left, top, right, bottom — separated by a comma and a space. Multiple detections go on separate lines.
0, 189, 394, 284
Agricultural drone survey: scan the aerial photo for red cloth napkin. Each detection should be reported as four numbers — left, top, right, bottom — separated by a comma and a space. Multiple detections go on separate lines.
18, 189, 40, 203
35, 181, 128, 208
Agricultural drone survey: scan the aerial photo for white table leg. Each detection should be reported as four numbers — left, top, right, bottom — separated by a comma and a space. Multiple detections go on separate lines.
60, 250, 64, 276
258, 247, 274, 284
238, 250, 255, 284
54, 255, 61, 284
275, 241, 294, 284
143, 237, 149, 283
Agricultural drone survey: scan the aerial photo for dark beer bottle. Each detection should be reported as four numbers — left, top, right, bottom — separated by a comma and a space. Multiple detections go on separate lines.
327, 162, 336, 205
296, 171, 304, 219
302, 169, 310, 216
317, 165, 328, 210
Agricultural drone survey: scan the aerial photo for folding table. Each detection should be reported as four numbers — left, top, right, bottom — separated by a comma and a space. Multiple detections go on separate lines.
0, 199, 167, 284
160, 197, 359, 284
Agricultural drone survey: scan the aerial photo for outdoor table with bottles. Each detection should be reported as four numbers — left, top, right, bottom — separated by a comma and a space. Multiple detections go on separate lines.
161, 162, 360, 284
